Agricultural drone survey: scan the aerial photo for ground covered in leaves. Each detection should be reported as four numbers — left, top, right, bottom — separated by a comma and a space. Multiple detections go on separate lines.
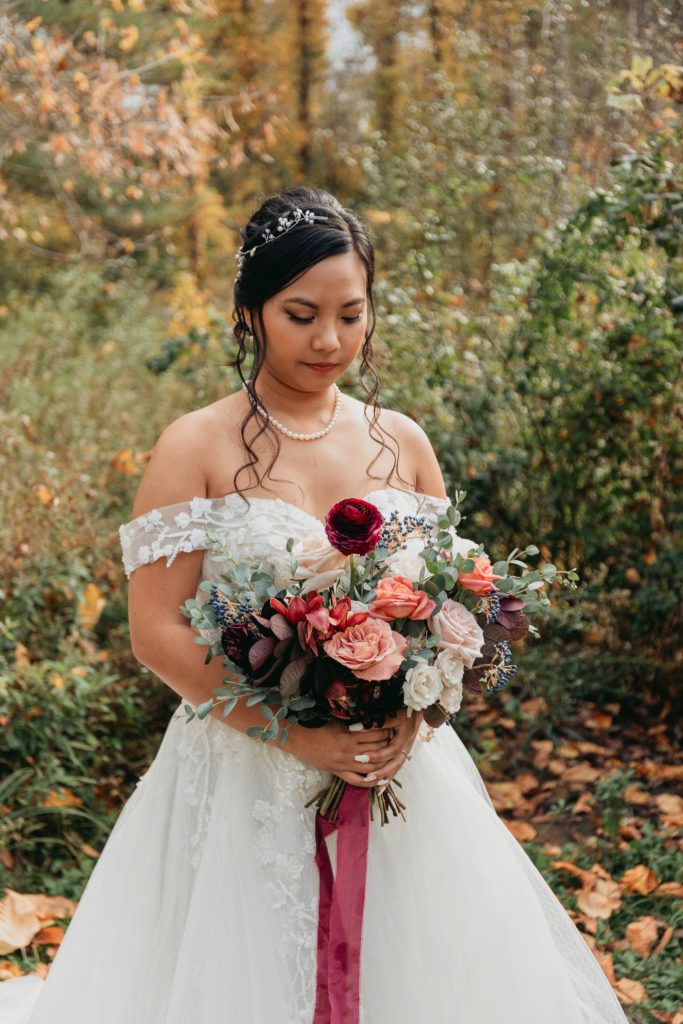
1, 684, 681, 1022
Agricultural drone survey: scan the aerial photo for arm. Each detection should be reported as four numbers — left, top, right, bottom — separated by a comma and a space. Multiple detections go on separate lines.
127, 417, 405, 786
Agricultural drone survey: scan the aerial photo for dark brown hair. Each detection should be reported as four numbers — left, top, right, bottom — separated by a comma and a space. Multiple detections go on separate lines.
232, 186, 399, 494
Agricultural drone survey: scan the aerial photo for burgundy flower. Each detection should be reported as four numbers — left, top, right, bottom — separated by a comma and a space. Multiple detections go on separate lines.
324, 498, 384, 556
221, 622, 258, 672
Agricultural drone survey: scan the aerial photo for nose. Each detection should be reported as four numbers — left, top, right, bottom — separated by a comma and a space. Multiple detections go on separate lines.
311, 317, 341, 352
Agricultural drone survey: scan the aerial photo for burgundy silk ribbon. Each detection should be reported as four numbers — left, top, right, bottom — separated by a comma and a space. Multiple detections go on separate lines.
314, 785, 371, 1024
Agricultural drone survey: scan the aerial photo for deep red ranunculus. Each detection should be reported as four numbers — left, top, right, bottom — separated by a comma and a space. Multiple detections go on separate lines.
324, 498, 384, 556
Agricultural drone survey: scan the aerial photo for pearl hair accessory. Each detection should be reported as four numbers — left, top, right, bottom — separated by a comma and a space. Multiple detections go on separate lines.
243, 382, 341, 441
235, 207, 329, 281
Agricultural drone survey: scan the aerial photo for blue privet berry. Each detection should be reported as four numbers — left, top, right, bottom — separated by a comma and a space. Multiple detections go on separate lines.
377, 512, 433, 555
208, 585, 253, 628
482, 641, 517, 693
481, 591, 501, 625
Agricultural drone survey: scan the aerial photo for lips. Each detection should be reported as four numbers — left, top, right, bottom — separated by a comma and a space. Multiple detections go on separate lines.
306, 362, 337, 371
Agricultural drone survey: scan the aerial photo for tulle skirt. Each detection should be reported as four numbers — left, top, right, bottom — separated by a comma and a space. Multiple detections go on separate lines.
1, 709, 627, 1023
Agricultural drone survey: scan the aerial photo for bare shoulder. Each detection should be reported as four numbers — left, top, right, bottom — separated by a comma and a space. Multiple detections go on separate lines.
132, 393, 243, 516
374, 405, 447, 499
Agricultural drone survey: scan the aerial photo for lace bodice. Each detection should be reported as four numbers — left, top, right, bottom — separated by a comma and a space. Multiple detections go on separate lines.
119, 487, 450, 580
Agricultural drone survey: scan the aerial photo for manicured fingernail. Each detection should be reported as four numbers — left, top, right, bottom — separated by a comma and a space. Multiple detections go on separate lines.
376, 778, 389, 785
365, 774, 377, 782
349, 723, 364, 732
354, 753, 370, 763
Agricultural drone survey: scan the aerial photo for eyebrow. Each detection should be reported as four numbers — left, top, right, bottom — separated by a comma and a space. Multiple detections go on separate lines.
283, 297, 365, 310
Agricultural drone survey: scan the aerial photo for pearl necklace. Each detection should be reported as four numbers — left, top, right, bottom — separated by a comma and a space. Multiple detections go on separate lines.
243, 382, 341, 441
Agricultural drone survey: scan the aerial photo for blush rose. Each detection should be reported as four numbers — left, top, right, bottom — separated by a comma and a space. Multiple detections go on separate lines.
429, 599, 485, 669
323, 617, 407, 681
370, 575, 436, 621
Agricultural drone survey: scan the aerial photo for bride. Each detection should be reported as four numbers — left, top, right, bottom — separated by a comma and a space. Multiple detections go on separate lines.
1, 187, 628, 1023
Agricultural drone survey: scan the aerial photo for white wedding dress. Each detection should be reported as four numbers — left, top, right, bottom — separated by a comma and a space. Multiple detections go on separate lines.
0, 489, 628, 1024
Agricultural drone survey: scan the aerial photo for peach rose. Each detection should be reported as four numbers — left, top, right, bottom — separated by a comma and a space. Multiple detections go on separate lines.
370, 575, 436, 621
429, 599, 484, 669
457, 555, 500, 595
323, 617, 408, 681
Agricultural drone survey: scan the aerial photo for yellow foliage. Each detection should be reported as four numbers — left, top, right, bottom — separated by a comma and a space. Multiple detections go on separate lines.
118, 25, 140, 51
77, 583, 106, 631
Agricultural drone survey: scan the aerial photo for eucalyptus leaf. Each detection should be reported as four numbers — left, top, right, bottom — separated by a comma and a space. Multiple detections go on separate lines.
197, 699, 214, 719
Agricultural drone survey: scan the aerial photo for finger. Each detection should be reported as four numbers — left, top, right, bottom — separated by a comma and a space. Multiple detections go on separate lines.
336, 770, 376, 787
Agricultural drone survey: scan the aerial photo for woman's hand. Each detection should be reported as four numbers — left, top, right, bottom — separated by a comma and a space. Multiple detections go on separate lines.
286, 709, 421, 788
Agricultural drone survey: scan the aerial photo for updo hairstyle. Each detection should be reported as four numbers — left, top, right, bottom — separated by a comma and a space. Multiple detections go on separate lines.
232, 187, 396, 494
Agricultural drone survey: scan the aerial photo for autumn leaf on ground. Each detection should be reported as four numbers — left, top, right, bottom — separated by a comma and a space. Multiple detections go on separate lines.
655, 793, 683, 828
621, 864, 660, 895
625, 915, 659, 957
42, 786, 83, 809
504, 820, 538, 842
550, 861, 623, 919
655, 881, 683, 898
623, 784, 650, 806
0, 891, 76, 955
0, 961, 22, 980
614, 977, 648, 1005
485, 780, 526, 812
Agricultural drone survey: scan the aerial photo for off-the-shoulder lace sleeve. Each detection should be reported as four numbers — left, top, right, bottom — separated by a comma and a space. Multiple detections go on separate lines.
119, 496, 239, 577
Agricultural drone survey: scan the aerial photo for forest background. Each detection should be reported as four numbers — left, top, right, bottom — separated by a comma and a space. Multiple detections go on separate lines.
0, 1, 681, 1019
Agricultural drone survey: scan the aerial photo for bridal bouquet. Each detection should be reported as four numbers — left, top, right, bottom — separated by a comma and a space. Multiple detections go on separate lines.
183, 493, 577, 821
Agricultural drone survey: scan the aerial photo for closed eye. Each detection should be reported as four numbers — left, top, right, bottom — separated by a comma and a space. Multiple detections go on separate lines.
287, 313, 315, 324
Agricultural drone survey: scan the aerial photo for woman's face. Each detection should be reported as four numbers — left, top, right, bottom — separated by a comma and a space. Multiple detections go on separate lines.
256, 250, 368, 393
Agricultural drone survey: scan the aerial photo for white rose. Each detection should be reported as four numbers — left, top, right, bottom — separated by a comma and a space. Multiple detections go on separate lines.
435, 649, 464, 715
440, 684, 463, 715
387, 534, 428, 580
402, 663, 443, 712
434, 647, 465, 689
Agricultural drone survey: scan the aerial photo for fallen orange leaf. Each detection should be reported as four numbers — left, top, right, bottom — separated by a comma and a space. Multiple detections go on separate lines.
486, 781, 525, 812
655, 793, 683, 815
33, 926, 64, 947
614, 977, 647, 1005
593, 949, 617, 985
42, 786, 83, 809
0, 961, 22, 980
583, 711, 613, 731
652, 925, 674, 957
621, 865, 660, 895
625, 915, 659, 957
623, 784, 650, 806
562, 762, 602, 785
577, 877, 623, 919
0, 891, 76, 955
656, 881, 683, 898
504, 820, 537, 842
572, 791, 594, 814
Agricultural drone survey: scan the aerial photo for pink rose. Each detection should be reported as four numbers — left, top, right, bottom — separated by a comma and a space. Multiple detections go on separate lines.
324, 498, 384, 555
323, 617, 408, 681
457, 555, 501, 595
370, 575, 436, 621
429, 599, 485, 669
